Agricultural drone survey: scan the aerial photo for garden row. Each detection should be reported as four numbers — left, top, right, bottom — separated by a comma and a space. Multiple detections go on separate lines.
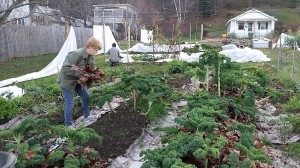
1, 44, 300, 167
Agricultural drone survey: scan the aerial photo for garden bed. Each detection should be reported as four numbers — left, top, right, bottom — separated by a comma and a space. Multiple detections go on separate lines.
167, 74, 191, 88
88, 102, 149, 162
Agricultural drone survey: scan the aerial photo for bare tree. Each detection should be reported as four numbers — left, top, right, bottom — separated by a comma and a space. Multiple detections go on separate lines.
0, 0, 39, 27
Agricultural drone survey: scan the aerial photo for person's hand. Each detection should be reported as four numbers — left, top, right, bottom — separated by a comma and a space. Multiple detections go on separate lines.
71, 64, 80, 71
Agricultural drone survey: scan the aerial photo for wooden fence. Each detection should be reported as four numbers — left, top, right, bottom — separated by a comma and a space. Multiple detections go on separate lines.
0, 25, 93, 60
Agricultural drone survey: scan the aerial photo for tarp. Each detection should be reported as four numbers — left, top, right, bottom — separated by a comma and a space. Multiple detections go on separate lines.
220, 47, 270, 63
0, 26, 77, 88
140, 29, 153, 43
128, 43, 195, 53
93, 25, 119, 54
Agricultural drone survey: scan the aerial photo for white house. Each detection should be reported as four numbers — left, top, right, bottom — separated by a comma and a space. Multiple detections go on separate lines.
227, 8, 277, 38
0, 0, 31, 26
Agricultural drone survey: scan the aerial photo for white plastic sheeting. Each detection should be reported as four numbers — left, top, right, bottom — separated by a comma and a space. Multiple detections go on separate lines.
0, 27, 77, 88
140, 29, 153, 43
93, 25, 119, 54
128, 43, 195, 53
0, 86, 25, 99
220, 47, 270, 63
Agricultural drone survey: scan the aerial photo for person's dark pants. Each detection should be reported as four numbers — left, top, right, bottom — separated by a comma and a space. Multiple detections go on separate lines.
61, 84, 90, 126
110, 62, 120, 67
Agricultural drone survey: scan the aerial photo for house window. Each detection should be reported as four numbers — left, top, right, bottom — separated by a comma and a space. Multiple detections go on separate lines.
104, 10, 112, 16
16, 19, 24, 25
238, 23, 244, 30
258, 22, 267, 30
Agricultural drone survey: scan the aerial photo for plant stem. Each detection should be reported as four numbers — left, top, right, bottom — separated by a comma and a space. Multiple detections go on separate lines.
206, 66, 209, 91
205, 158, 208, 168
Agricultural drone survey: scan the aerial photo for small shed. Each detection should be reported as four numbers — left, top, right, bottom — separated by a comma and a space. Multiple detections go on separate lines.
227, 8, 277, 38
93, 4, 141, 40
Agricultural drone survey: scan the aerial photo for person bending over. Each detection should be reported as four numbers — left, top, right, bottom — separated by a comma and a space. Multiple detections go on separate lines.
58, 37, 101, 129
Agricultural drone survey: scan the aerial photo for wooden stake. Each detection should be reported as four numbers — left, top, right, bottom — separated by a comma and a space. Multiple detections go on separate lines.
190, 22, 192, 48
292, 38, 296, 78
201, 24, 203, 43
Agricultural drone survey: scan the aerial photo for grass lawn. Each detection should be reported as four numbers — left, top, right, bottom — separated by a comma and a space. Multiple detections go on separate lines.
261, 48, 300, 84
261, 7, 300, 25
0, 53, 169, 87
0, 53, 57, 81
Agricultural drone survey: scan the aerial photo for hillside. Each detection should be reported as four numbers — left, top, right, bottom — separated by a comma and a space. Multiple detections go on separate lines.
202, 7, 300, 38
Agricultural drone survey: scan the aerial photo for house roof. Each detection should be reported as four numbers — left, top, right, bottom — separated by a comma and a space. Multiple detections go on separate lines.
93, 4, 141, 12
31, 5, 65, 24
227, 8, 277, 25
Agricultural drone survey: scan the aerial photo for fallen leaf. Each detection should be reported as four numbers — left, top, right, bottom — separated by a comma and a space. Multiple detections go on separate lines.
25, 151, 35, 160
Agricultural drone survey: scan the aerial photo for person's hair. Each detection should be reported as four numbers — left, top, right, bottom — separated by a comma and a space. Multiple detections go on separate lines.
112, 43, 116, 47
86, 37, 102, 50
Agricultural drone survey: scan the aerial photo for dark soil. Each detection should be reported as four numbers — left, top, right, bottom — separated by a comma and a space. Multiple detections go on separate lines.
87, 103, 149, 162
167, 74, 191, 88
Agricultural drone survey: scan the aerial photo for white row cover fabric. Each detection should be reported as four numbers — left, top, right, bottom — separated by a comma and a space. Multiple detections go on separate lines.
128, 43, 195, 53
272, 33, 299, 50
120, 54, 135, 63
0, 27, 77, 88
179, 52, 204, 62
0, 86, 25, 99
222, 44, 238, 50
140, 29, 153, 43
93, 25, 119, 54
220, 47, 270, 63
